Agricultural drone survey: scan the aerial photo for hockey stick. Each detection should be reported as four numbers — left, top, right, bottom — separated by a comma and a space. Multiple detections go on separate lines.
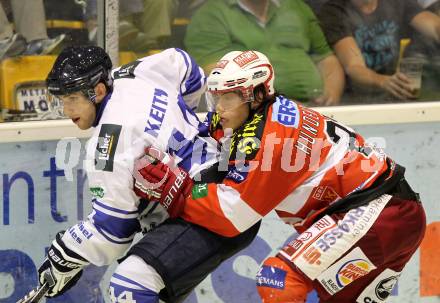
16, 270, 56, 303
16, 282, 50, 303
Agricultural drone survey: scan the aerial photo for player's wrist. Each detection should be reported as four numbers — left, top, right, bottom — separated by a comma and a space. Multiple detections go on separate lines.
38, 231, 89, 297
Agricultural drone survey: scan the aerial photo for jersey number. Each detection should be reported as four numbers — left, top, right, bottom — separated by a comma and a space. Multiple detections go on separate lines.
325, 119, 356, 146
325, 119, 374, 158
109, 287, 136, 303
113, 60, 141, 79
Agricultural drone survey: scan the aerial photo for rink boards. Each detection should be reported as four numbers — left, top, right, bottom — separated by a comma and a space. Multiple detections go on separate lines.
0, 120, 439, 303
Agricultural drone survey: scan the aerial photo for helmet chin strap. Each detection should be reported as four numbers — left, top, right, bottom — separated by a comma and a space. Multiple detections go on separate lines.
247, 93, 260, 120
81, 88, 101, 117
247, 100, 253, 114
85, 88, 97, 104
248, 90, 266, 116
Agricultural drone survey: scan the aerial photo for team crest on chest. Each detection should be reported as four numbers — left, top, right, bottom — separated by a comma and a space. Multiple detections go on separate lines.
229, 112, 266, 160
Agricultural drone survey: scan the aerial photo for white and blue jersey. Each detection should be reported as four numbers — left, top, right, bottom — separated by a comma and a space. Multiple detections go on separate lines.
62, 48, 219, 266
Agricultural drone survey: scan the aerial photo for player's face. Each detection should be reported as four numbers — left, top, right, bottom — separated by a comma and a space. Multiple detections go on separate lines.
215, 91, 250, 131
60, 92, 96, 130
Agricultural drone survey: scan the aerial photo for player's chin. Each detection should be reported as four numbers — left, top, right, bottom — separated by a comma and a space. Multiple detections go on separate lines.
77, 119, 92, 130
222, 121, 240, 132
220, 118, 230, 128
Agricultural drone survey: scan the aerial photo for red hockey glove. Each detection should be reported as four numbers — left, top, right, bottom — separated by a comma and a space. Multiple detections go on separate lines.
133, 147, 167, 201
133, 147, 193, 218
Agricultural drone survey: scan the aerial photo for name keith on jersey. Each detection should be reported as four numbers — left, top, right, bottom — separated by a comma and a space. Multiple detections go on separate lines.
144, 88, 169, 138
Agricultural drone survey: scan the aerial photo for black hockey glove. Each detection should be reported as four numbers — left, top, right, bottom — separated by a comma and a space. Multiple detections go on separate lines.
38, 231, 89, 297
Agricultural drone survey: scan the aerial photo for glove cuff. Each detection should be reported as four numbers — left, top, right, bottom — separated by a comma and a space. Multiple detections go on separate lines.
49, 232, 89, 272
39, 231, 89, 297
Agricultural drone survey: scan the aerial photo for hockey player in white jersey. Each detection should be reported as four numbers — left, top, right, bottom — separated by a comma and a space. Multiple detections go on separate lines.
39, 46, 260, 302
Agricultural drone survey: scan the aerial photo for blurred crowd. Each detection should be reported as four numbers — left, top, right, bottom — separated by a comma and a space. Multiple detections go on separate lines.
1, 0, 440, 118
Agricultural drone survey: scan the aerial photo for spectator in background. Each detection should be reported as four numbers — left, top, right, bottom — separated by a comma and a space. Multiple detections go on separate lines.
86, 0, 143, 46
305, 0, 329, 15
318, 0, 440, 101
86, 0, 177, 52
405, 0, 440, 98
0, 0, 65, 60
184, 0, 345, 106
176, 0, 206, 18
418, 0, 440, 11
43, 0, 89, 47
165, 0, 206, 49
126, 0, 177, 51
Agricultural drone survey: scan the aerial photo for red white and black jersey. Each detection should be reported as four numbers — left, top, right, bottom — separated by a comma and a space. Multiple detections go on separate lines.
182, 96, 390, 237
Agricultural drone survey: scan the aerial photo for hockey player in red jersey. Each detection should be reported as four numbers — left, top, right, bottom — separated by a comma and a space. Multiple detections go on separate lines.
135, 50, 426, 302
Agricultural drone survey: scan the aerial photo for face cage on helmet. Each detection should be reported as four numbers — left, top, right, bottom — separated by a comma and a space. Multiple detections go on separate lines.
46, 66, 108, 118
47, 94, 65, 118
206, 85, 255, 112
47, 88, 97, 118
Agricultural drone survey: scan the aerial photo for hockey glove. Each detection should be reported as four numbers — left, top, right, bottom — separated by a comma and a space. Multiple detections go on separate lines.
134, 147, 193, 218
38, 231, 89, 297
